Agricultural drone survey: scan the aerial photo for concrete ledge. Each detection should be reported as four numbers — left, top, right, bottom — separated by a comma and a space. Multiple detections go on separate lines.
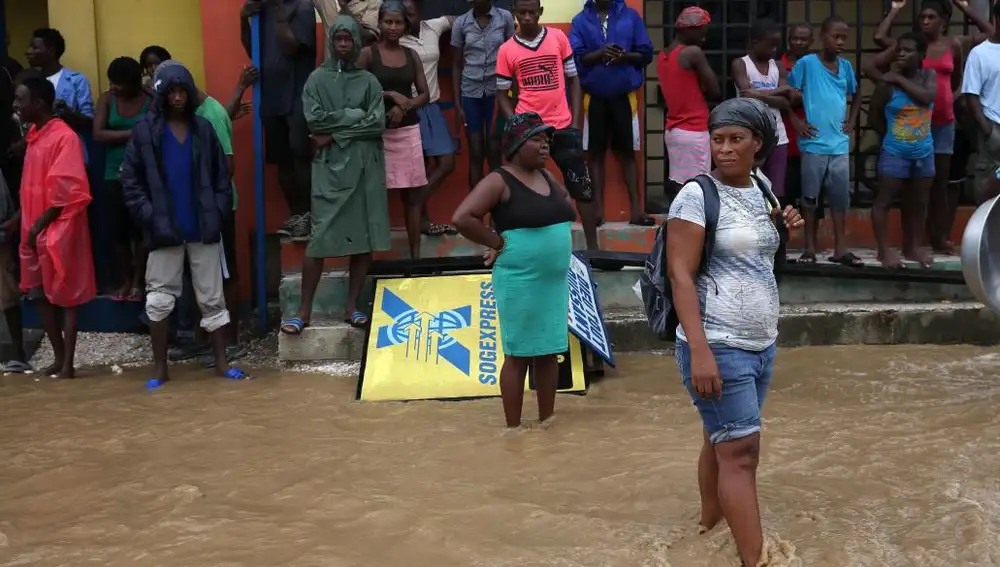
279, 269, 974, 319
278, 301, 1000, 362
278, 319, 367, 362
610, 302, 1000, 352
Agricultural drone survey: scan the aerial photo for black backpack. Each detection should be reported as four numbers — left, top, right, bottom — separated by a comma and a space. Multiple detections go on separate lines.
638, 172, 780, 341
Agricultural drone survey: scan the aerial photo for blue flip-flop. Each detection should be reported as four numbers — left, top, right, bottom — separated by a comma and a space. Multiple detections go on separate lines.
344, 311, 369, 329
145, 377, 169, 390
280, 317, 308, 335
225, 367, 252, 381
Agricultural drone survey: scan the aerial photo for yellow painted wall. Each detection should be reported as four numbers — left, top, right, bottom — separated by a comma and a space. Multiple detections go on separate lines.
47, 0, 205, 96
5, 0, 50, 67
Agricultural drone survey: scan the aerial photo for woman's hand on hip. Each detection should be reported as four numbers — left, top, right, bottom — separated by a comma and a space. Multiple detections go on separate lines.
691, 348, 722, 399
483, 248, 498, 267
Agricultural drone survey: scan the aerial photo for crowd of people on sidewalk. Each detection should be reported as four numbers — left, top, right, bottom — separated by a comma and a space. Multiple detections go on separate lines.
0, 0, 997, 370
0, 29, 253, 383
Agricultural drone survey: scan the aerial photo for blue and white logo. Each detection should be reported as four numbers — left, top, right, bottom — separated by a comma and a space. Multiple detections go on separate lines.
375, 288, 473, 374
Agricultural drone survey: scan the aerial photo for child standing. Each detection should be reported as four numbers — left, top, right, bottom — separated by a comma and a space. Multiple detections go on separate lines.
788, 15, 863, 266
732, 18, 793, 198
120, 63, 240, 388
496, 0, 596, 250
656, 7, 718, 191
451, 0, 515, 190
867, 32, 937, 268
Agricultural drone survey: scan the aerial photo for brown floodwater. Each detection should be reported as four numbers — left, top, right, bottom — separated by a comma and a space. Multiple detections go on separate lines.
1, 345, 999, 566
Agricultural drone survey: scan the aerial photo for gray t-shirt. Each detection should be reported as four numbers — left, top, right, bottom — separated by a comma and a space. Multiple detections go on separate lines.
260, 0, 318, 118
667, 176, 780, 351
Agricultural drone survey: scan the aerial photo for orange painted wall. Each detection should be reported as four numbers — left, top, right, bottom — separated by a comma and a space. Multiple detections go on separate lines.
199, 0, 646, 296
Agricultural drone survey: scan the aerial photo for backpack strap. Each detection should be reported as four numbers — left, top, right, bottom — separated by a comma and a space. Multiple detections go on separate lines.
751, 171, 781, 212
692, 174, 720, 272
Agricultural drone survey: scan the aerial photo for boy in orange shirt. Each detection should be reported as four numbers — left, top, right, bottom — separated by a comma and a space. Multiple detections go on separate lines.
496, 0, 597, 250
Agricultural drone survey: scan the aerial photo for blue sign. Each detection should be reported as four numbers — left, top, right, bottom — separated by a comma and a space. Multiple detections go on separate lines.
567, 253, 615, 367
375, 288, 473, 374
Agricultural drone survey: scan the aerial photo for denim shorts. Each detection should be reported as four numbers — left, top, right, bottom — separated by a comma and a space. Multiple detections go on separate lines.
932, 121, 955, 155
675, 340, 777, 445
800, 153, 851, 211
460, 95, 496, 135
878, 150, 936, 179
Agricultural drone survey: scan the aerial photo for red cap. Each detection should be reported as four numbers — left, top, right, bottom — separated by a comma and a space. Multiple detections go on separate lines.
676, 6, 711, 28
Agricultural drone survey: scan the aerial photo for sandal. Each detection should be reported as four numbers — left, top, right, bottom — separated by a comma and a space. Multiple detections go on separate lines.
280, 317, 308, 335
345, 311, 369, 328
798, 251, 818, 264
828, 252, 864, 268
225, 367, 252, 381
629, 216, 656, 227
125, 288, 143, 302
421, 222, 450, 236
145, 377, 169, 390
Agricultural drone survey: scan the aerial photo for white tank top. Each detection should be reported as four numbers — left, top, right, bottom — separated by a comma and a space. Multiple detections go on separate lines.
737, 55, 789, 146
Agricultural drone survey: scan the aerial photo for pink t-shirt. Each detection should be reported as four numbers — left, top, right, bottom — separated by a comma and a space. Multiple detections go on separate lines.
496, 27, 574, 129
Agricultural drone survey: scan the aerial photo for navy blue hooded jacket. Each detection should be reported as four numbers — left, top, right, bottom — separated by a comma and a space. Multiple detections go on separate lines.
120, 63, 231, 250
569, 0, 653, 98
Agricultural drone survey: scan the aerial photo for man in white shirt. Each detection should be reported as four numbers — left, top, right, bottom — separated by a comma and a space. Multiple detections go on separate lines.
961, 3, 1000, 204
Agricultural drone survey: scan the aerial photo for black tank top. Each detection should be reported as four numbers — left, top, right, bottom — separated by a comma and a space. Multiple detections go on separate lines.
369, 45, 419, 129
492, 168, 577, 233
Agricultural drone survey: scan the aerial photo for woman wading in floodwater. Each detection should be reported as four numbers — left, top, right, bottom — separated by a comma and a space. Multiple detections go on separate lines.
453, 113, 577, 428
667, 98, 803, 566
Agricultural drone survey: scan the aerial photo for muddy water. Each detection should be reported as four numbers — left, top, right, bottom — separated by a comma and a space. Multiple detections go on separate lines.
1, 346, 1000, 566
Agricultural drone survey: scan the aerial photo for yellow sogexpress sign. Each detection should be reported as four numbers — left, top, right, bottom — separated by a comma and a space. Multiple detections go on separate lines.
358, 274, 587, 401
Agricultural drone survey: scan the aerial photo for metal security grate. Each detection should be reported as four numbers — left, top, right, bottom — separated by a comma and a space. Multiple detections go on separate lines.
642, 0, 977, 212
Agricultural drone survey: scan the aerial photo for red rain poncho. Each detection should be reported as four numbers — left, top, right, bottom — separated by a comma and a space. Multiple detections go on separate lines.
19, 119, 96, 307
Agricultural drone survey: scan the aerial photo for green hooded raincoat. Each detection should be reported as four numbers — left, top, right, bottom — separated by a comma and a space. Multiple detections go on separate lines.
302, 15, 389, 259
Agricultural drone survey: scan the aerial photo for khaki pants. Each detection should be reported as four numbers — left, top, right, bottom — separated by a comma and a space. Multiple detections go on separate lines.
145, 242, 229, 333
973, 121, 1000, 204
314, 0, 379, 44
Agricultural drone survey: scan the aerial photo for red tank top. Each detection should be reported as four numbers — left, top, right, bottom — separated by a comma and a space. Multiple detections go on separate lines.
923, 49, 955, 125
657, 46, 709, 131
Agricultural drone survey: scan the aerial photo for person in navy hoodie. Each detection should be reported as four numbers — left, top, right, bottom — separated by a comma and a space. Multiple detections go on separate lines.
120, 63, 244, 389
570, 0, 653, 226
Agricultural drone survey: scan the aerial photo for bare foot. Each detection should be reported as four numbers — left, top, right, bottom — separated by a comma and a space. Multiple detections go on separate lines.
699, 510, 724, 533
500, 425, 527, 436
56, 367, 76, 379
41, 361, 63, 377
112, 280, 132, 299
903, 248, 934, 268
877, 249, 904, 269
538, 415, 556, 430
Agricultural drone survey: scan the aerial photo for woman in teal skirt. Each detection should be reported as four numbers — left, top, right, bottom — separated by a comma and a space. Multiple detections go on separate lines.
453, 112, 577, 428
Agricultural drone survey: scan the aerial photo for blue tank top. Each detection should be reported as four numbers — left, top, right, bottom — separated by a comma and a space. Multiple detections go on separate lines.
882, 80, 934, 160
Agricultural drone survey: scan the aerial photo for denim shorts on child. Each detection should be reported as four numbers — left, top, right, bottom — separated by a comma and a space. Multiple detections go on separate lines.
878, 150, 936, 179
675, 340, 777, 445
800, 153, 851, 211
